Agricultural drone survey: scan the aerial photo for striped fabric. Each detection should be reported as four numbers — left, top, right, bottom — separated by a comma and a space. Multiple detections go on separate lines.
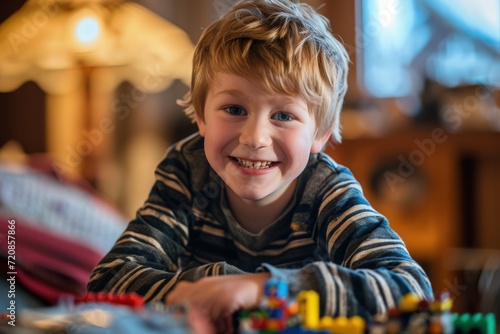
87, 132, 433, 320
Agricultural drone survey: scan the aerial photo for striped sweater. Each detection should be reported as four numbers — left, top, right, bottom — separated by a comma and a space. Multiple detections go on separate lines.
87, 132, 433, 320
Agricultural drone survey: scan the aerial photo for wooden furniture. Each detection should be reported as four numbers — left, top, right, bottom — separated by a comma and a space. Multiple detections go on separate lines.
326, 127, 500, 297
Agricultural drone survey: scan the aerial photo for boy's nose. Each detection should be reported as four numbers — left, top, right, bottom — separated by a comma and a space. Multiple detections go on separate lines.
239, 117, 272, 149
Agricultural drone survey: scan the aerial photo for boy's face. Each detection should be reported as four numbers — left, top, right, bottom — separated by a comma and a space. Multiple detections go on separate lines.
197, 72, 329, 205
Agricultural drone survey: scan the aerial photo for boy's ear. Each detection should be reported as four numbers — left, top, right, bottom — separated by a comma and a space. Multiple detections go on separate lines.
311, 130, 331, 154
195, 115, 206, 137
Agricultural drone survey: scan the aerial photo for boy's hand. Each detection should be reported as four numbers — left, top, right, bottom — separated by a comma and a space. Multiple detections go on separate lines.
165, 272, 270, 333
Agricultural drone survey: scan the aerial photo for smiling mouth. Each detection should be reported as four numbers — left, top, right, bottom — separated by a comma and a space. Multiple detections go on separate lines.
231, 157, 277, 169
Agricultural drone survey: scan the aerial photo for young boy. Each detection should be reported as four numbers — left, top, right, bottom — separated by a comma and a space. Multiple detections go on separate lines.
88, 0, 433, 331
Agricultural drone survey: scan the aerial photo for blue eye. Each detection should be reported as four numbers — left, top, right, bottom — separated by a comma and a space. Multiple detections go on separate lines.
272, 112, 293, 121
224, 106, 246, 116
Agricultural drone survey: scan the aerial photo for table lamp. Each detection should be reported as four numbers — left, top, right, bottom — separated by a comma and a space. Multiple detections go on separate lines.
0, 0, 195, 180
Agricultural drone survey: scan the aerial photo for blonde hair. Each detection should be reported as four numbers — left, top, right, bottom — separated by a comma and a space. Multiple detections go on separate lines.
178, 0, 349, 143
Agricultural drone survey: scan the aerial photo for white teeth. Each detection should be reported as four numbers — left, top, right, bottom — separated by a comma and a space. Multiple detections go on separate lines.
235, 158, 274, 169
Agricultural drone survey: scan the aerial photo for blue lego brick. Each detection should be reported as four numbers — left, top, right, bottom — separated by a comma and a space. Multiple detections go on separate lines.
264, 278, 289, 299
299, 329, 330, 334
280, 326, 301, 334
268, 308, 284, 319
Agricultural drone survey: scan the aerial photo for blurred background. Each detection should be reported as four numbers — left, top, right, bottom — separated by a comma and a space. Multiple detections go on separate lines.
0, 0, 499, 316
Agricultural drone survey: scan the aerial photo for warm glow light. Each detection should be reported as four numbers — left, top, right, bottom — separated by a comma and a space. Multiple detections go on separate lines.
75, 17, 100, 44
0, 0, 195, 93
0, 0, 196, 180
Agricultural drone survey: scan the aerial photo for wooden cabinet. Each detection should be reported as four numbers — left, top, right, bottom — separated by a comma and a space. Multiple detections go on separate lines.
326, 128, 500, 298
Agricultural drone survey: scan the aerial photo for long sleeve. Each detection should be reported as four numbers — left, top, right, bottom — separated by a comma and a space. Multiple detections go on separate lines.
260, 159, 433, 320
87, 134, 244, 302
88, 135, 433, 316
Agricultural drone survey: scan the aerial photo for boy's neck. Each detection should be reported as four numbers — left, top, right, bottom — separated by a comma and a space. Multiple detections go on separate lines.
226, 179, 298, 234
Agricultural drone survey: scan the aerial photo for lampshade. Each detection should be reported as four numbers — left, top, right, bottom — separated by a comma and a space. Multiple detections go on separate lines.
0, 0, 195, 95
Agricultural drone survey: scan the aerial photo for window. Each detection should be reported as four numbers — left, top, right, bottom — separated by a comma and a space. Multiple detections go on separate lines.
358, 0, 499, 98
